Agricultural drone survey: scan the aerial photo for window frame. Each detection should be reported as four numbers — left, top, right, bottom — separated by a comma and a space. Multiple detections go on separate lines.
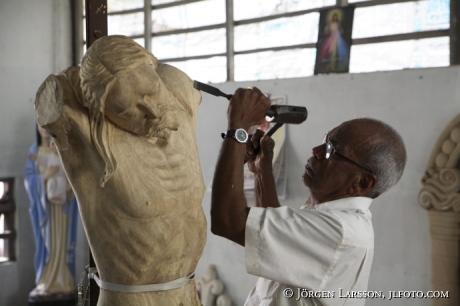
0, 177, 16, 263
77, 0, 452, 81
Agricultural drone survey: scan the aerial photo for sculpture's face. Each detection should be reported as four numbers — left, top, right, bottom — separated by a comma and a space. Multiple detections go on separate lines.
104, 63, 178, 140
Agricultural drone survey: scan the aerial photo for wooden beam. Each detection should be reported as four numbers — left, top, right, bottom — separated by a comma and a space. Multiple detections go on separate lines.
85, 2, 107, 305
85, 0, 108, 48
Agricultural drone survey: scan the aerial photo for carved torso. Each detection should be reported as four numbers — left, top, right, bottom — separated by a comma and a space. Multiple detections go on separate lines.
36, 64, 206, 305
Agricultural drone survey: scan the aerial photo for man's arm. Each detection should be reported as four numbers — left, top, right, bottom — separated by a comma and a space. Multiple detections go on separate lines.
210, 88, 271, 246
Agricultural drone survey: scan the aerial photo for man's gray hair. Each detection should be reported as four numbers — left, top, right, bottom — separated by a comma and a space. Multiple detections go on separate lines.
347, 118, 406, 198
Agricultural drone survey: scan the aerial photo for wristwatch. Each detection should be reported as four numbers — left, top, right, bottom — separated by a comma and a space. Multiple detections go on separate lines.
221, 129, 249, 143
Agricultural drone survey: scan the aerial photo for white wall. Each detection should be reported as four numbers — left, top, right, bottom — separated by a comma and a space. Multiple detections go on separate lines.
0, 1, 88, 305
194, 66, 460, 306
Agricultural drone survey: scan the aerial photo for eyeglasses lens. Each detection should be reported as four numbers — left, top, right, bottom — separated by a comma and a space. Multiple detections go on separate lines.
322, 134, 333, 159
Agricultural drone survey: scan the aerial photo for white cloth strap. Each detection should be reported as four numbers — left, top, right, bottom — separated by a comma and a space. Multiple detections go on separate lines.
87, 267, 194, 293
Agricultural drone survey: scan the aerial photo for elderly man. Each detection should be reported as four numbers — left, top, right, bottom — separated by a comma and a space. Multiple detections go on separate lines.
211, 88, 406, 306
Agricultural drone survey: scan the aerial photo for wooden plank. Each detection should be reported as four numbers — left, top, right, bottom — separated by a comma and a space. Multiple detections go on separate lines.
85, 0, 108, 48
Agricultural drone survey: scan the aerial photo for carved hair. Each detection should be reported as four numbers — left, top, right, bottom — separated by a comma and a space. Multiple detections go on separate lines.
343, 118, 407, 198
80, 35, 158, 187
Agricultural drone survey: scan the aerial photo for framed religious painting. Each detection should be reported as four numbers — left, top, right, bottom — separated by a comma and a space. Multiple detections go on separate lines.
314, 6, 355, 74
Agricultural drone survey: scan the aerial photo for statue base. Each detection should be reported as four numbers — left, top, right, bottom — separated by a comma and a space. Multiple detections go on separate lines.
28, 291, 78, 306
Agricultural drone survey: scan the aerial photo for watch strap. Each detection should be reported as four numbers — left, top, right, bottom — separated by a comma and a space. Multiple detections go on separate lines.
221, 129, 237, 139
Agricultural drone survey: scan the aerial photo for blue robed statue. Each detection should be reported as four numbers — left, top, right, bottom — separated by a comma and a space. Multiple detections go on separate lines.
25, 125, 78, 299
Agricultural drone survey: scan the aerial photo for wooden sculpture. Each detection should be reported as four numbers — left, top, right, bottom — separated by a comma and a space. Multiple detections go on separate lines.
34, 35, 206, 306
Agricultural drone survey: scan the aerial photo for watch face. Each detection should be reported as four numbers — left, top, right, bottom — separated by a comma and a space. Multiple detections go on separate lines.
235, 129, 248, 143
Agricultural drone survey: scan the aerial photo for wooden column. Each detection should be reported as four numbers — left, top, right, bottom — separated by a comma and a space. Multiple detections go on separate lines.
84, 1, 107, 305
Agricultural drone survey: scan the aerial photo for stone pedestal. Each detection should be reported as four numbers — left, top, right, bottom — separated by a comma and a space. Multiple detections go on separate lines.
429, 211, 460, 305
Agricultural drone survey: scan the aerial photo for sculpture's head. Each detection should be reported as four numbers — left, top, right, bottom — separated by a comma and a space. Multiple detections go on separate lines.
80, 35, 180, 186
104, 62, 179, 139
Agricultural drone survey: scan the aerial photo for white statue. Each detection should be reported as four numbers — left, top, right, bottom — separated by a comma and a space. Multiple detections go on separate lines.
25, 126, 78, 302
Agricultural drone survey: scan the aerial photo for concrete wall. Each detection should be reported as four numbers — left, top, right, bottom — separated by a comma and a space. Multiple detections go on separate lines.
194, 66, 460, 306
0, 1, 88, 305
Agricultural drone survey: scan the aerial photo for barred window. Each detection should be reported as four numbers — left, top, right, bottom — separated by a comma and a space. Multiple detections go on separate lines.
78, 0, 451, 82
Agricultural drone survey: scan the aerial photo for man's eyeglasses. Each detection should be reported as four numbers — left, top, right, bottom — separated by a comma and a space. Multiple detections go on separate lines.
322, 134, 373, 173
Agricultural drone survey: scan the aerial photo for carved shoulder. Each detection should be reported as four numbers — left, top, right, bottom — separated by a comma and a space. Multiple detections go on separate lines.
35, 74, 64, 126
157, 63, 202, 117
35, 66, 83, 126
34, 66, 88, 151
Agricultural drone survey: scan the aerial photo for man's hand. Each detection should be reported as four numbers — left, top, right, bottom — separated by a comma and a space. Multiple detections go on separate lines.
246, 129, 275, 174
246, 129, 280, 208
227, 87, 271, 131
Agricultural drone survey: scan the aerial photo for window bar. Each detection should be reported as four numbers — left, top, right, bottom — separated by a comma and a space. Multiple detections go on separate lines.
160, 53, 227, 62
452, 0, 460, 65
152, 0, 207, 11
234, 0, 419, 27
352, 29, 450, 45
354, 0, 423, 8
159, 25, 448, 63
0, 178, 15, 262
4, 214, 15, 261
144, 0, 152, 51
0, 214, 4, 260
235, 43, 317, 55
226, 0, 235, 81
107, 8, 143, 15
152, 23, 226, 37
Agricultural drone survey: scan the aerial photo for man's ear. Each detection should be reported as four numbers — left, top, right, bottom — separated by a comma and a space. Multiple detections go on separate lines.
350, 172, 377, 197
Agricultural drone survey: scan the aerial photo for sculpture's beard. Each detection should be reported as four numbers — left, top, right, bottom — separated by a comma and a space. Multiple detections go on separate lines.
144, 107, 179, 140
108, 100, 179, 141
142, 104, 179, 140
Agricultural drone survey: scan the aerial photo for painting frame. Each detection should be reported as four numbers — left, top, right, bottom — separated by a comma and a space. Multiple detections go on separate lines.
314, 6, 355, 75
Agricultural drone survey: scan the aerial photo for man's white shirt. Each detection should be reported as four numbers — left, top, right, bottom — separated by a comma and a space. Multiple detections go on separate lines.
244, 197, 374, 306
